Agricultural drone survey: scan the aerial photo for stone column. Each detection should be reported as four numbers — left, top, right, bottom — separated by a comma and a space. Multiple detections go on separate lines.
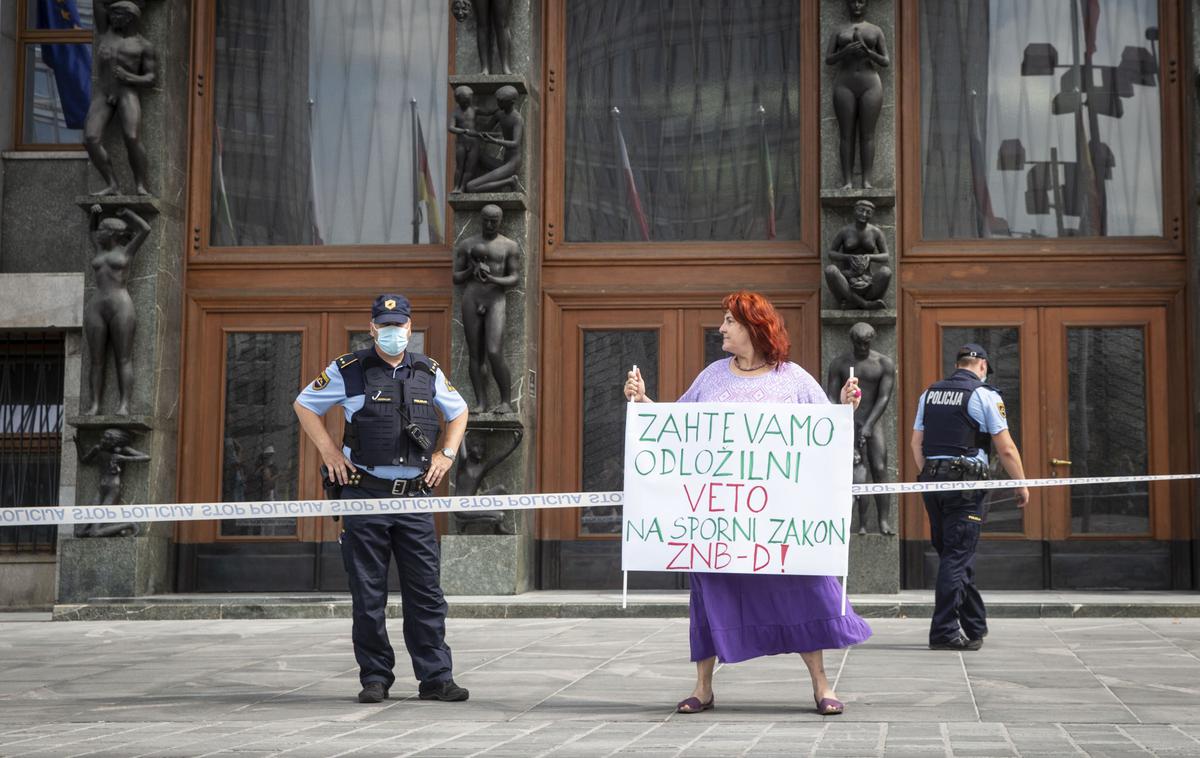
819, 0, 899, 593
57, 3, 190, 603
439, 0, 541, 595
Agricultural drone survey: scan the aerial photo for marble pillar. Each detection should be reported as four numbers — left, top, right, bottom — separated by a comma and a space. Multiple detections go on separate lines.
441, 0, 540, 595
57, 3, 190, 603
820, 0, 899, 593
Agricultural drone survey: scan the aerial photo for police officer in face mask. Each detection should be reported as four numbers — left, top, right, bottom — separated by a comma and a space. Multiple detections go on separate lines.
910, 344, 1029, 651
294, 294, 469, 704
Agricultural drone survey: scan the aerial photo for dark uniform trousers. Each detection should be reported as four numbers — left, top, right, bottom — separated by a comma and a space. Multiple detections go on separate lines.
339, 483, 453, 689
919, 471, 988, 644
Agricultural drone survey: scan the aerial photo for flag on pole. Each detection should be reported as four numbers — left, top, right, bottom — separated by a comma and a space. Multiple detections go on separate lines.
967, 91, 1009, 238
1084, 0, 1100, 57
758, 106, 777, 240
415, 113, 443, 245
36, 0, 91, 129
611, 107, 650, 242
214, 125, 238, 245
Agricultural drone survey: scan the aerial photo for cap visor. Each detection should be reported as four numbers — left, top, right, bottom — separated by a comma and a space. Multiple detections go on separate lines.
373, 314, 409, 325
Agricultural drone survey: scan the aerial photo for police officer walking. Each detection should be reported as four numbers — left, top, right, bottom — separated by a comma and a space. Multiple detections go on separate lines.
910, 344, 1029, 651
294, 294, 470, 703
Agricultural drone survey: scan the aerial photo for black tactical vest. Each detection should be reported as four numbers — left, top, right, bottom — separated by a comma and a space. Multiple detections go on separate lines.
920, 369, 996, 458
339, 348, 441, 468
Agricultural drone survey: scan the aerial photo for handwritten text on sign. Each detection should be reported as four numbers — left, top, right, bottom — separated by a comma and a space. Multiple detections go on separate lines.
621, 402, 853, 576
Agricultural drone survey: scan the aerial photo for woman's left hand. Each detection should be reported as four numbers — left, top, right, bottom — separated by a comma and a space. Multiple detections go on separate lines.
840, 376, 861, 409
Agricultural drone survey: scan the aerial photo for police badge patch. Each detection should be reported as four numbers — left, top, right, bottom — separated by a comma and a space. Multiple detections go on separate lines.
313, 370, 330, 390
997, 401, 1006, 419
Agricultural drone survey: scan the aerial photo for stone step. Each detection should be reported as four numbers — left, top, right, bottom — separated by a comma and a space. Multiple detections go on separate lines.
48, 589, 1200, 621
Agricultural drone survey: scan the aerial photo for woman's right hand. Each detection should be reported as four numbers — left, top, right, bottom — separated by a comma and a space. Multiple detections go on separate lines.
624, 366, 647, 403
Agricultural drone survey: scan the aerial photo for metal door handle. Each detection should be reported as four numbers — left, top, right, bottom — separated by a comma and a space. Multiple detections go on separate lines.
1049, 458, 1073, 466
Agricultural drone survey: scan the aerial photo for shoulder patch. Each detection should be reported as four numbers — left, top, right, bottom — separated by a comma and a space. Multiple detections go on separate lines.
312, 370, 331, 391
996, 401, 1006, 419
335, 353, 358, 370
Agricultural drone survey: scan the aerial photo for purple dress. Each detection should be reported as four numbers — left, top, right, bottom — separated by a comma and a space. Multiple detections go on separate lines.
678, 359, 872, 663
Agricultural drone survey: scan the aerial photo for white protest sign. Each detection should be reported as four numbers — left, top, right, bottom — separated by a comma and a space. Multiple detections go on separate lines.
621, 402, 853, 576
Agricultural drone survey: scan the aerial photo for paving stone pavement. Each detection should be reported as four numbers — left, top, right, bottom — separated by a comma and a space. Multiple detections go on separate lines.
1, 616, 1199, 757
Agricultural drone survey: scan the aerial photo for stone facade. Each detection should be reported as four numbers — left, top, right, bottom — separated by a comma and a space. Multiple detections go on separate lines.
0, 0, 1197, 607
819, 0, 899, 592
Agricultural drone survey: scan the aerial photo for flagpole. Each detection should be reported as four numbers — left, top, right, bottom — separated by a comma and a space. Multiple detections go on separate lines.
611, 107, 651, 242
758, 105, 776, 240
411, 99, 421, 245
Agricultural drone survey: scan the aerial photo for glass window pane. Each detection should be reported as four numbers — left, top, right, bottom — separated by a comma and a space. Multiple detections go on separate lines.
21, 44, 90, 144
920, 1, 1161, 239
703, 328, 725, 367
25, 0, 94, 29
580, 331, 659, 536
220, 332, 302, 536
0, 337, 64, 553
564, 1, 801, 242
211, 0, 449, 246
941, 326, 1022, 533
1067, 327, 1148, 534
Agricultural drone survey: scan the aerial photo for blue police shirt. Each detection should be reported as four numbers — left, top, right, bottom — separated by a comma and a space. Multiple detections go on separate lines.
296, 352, 468, 479
913, 385, 1008, 465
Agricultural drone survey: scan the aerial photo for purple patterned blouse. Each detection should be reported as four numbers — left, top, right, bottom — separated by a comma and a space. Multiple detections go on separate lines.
678, 359, 830, 405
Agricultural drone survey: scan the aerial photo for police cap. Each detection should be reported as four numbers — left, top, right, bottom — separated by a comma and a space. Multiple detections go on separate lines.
371, 294, 411, 325
956, 343, 994, 374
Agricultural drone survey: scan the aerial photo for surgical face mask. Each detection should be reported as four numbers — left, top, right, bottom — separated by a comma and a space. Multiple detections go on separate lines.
374, 325, 409, 356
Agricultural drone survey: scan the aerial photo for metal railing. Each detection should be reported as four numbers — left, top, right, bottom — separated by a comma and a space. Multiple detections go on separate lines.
0, 334, 64, 554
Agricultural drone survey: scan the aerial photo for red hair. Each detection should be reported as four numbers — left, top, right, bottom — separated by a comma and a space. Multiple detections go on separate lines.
722, 291, 790, 368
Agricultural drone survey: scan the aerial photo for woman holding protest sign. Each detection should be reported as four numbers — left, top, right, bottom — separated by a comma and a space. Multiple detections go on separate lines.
624, 291, 871, 716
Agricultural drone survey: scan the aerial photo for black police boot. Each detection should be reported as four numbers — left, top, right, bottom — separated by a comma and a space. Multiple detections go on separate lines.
929, 636, 982, 651
418, 679, 470, 702
357, 681, 389, 703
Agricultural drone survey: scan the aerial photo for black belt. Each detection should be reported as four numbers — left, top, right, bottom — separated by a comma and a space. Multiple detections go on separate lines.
921, 457, 989, 481
348, 470, 431, 497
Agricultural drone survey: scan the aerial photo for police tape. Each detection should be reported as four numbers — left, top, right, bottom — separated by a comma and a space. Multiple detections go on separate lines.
2, 473, 1199, 527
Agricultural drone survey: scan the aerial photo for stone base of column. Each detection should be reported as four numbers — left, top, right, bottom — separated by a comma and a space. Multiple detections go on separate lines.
56, 531, 172, 603
848, 533, 900, 594
441, 534, 533, 595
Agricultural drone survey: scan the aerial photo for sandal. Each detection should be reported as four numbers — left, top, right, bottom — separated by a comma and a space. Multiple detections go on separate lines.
676, 696, 715, 714
815, 697, 844, 715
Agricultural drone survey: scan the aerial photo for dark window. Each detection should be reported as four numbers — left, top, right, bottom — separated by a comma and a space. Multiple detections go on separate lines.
0, 335, 64, 554
220, 332, 302, 537
1067, 327, 1148, 534
564, 0, 802, 242
941, 326, 1022, 532
580, 331, 658, 536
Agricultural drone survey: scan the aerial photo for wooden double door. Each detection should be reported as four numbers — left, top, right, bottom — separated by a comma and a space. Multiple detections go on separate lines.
538, 294, 819, 588
176, 304, 450, 591
905, 303, 1190, 589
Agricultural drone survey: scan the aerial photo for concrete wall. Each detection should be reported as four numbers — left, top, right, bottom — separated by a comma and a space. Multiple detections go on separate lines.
0, 158, 90, 273
0, 556, 56, 609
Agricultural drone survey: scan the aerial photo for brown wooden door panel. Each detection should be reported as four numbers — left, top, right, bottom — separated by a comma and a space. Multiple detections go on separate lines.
539, 300, 816, 541
178, 312, 324, 544
912, 307, 1044, 540
1041, 306, 1171, 541
539, 307, 681, 540
911, 304, 1175, 545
